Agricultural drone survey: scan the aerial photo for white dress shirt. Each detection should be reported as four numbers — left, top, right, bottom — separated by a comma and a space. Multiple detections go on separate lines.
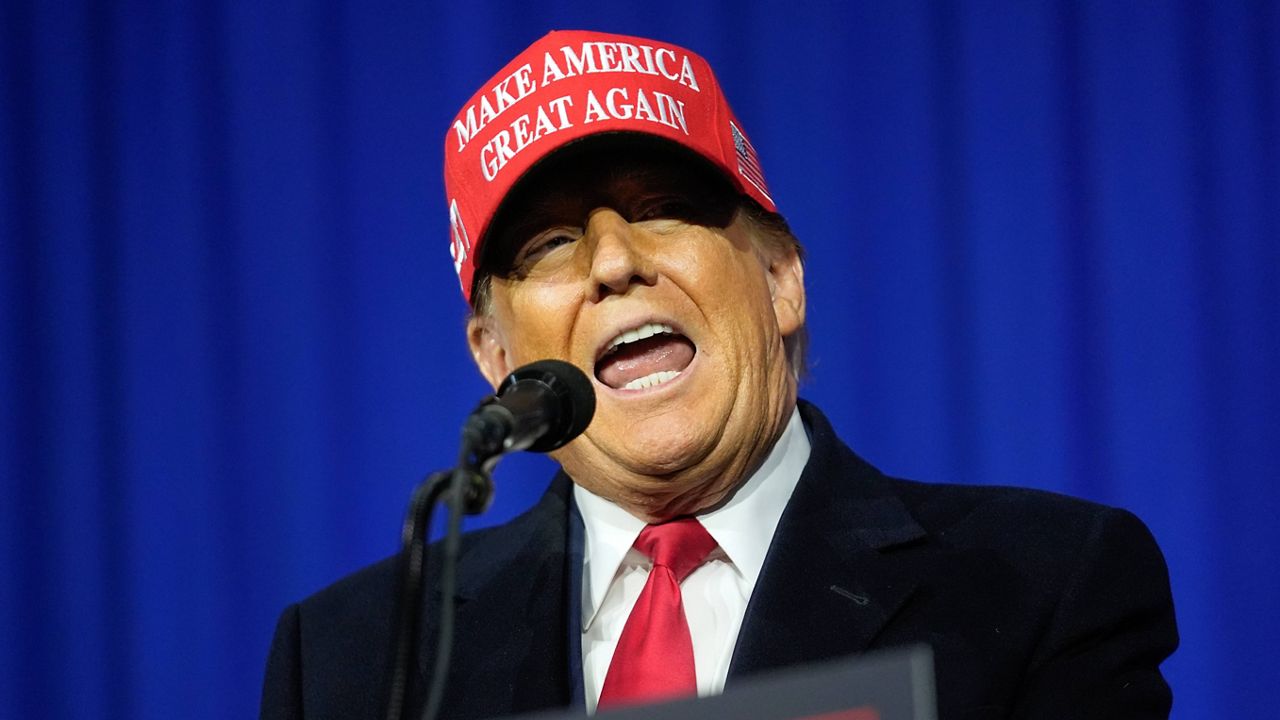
574, 408, 811, 713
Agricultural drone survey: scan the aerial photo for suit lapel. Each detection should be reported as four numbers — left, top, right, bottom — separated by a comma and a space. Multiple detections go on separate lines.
419, 475, 576, 718
729, 402, 926, 680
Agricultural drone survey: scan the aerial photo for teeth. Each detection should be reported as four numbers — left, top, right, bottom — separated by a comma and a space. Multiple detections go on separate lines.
606, 322, 675, 354
623, 370, 682, 391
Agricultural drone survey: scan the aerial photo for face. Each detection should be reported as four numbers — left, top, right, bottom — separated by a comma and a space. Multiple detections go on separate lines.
467, 143, 805, 522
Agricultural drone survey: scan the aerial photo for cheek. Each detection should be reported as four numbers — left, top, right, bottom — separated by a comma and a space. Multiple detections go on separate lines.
693, 248, 774, 312
500, 288, 579, 359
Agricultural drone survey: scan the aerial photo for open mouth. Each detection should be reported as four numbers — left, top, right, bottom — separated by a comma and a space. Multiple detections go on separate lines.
594, 322, 696, 391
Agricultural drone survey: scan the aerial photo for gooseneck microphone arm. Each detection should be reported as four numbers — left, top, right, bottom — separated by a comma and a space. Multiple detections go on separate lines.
382, 451, 485, 720
383, 360, 595, 720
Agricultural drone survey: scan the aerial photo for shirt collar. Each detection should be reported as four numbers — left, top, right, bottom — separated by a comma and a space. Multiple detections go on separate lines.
574, 407, 811, 630
574, 476, 647, 632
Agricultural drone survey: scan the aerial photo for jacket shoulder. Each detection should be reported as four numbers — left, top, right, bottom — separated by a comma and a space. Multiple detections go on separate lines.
262, 475, 573, 720
886, 476, 1156, 563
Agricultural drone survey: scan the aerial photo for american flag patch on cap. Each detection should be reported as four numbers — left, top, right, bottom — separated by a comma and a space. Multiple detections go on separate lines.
730, 121, 772, 204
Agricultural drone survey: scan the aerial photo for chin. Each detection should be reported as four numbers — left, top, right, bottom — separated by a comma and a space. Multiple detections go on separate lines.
615, 401, 724, 459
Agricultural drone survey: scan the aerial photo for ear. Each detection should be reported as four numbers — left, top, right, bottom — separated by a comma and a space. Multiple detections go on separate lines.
467, 315, 512, 390
767, 246, 806, 338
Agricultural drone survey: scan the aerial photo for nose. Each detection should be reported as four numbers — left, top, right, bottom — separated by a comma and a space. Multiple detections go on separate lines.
585, 208, 656, 301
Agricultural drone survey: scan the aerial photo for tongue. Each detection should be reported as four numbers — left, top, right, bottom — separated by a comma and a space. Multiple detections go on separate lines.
597, 335, 695, 390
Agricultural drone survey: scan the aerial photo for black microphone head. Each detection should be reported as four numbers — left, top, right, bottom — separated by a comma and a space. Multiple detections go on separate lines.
496, 359, 596, 452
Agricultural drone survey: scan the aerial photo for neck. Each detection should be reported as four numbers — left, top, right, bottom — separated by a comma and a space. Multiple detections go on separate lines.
603, 395, 798, 523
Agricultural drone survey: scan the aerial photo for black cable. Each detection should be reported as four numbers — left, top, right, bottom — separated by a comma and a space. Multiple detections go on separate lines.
383, 470, 452, 720
386, 415, 501, 720
418, 460, 469, 720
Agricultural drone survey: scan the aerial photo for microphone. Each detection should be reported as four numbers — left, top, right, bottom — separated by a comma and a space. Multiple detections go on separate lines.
464, 359, 596, 458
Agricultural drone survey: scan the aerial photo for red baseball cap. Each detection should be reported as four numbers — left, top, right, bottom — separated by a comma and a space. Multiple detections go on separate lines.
443, 29, 777, 302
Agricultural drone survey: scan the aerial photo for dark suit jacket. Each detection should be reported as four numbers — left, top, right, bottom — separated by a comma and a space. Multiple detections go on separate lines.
261, 401, 1178, 720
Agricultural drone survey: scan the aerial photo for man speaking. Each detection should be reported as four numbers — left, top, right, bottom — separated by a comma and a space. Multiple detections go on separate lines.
261, 30, 1177, 719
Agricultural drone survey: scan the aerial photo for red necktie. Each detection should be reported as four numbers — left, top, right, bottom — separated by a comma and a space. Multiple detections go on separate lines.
597, 518, 719, 710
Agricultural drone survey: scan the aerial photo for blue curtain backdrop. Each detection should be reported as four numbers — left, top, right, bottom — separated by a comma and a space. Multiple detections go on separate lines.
3, 1, 1277, 718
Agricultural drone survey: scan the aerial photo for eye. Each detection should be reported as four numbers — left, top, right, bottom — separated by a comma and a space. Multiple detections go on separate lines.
634, 196, 696, 222
514, 227, 581, 270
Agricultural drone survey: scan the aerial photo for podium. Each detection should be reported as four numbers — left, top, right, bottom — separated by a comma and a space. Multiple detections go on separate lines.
511, 645, 936, 720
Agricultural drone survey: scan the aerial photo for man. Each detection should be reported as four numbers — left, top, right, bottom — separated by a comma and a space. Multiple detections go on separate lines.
261, 30, 1177, 719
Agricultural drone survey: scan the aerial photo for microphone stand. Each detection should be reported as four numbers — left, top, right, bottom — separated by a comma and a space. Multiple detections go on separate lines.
384, 422, 496, 720
383, 359, 594, 720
